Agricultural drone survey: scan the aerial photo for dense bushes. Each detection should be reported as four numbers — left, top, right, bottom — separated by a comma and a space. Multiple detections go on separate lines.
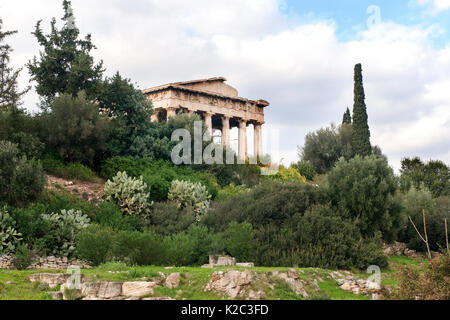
42, 92, 109, 167
327, 155, 403, 239
0, 140, 46, 206
224, 222, 254, 262
204, 181, 327, 231
149, 202, 197, 236
291, 161, 316, 181
399, 157, 450, 198
266, 167, 307, 183
398, 189, 449, 252
203, 181, 386, 269
41, 157, 96, 181
251, 204, 387, 269
101, 157, 219, 201
76, 224, 222, 267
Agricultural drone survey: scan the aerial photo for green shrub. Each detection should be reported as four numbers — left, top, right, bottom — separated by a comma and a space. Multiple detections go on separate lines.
204, 181, 328, 231
0, 207, 22, 254
9, 132, 45, 159
216, 184, 250, 202
399, 190, 449, 252
163, 225, 223, 266
9, 204, 52, 254
93, 202, 143, 231
113, 231, 165, 266
12, 243, 35, 270
253, 204, 387, 269
76, 225, 116, 266
399, 157, 450, 198
327, 155, 402, 239
100, 157, 152, 180
104, 171, 152, 215
0, 140, 46, 206
149, 202, 197, 236
292, 161, 316, 181
42, 157, 96, 181
168, 180, 211, 218
205, 163, 261, 188
41, 209, 91, 257
266, 167, 307, 183
43, 92, 109, 167
224, 222, 254, 262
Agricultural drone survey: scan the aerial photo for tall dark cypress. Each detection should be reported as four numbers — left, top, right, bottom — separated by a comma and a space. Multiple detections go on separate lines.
352, 64, 371, 156
342, 107, 352, 124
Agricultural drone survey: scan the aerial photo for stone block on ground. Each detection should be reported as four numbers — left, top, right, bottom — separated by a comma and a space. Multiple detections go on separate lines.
122, 282, 157, 297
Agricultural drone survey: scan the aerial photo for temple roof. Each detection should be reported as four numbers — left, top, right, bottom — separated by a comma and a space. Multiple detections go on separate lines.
142, 77, 270, 107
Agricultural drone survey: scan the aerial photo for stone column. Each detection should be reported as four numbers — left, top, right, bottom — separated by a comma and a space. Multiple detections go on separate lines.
167, 107, 177, 121
204, 113, 213, 138
150, 112, 158, 122
238, 119, 247, 160
221, 116, 230, 147
254, 123, 263, 157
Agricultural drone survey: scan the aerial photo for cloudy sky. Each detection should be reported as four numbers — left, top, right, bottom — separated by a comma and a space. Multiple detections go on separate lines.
1, 0, 450, 172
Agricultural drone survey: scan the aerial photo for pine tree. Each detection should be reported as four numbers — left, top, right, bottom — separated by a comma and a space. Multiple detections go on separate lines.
27, 0, 104, 108
351, 64, 371, 157
342, 107, 352, 124
0, 19, 30, 112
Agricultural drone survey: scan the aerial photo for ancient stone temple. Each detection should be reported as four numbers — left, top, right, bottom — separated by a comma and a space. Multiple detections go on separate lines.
143, 77, 269, 160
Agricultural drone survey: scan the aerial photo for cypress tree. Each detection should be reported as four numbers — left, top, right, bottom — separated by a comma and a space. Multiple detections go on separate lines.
352, 64, 371, 156
342, 107, 352, 124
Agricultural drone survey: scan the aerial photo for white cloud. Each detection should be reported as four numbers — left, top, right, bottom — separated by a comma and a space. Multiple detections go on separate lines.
417, 0, 450, 14
1, 0, 449, 172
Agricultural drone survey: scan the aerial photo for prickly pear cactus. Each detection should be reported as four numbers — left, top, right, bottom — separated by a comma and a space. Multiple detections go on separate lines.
168, 180, 211, 219
41, 209, 90, 257
0, 207, 22, 254
104, 171, 152, 215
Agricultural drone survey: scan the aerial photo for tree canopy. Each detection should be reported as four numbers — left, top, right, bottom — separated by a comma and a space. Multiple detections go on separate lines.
27, 0, 104, 107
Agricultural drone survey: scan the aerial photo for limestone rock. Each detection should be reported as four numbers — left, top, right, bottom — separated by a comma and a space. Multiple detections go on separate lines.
340, 282, 352, 291
287, 268, 300, 279
165, 273, 181, 289
236, 263, 254, 267
80, 282, 101, 299
97, 282, 122, 299
29, 273, 73, 288
204, 270, 253, 298
122, 282, 157, 297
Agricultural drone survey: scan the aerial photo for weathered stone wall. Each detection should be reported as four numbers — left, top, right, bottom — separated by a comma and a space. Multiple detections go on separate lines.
0, 255, 91, 270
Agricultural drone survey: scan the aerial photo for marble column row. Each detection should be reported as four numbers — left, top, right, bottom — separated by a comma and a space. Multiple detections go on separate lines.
153, 108, 263, 160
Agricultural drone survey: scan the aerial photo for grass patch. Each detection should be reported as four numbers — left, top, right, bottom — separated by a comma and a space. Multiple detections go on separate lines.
0, 256, 428, 300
